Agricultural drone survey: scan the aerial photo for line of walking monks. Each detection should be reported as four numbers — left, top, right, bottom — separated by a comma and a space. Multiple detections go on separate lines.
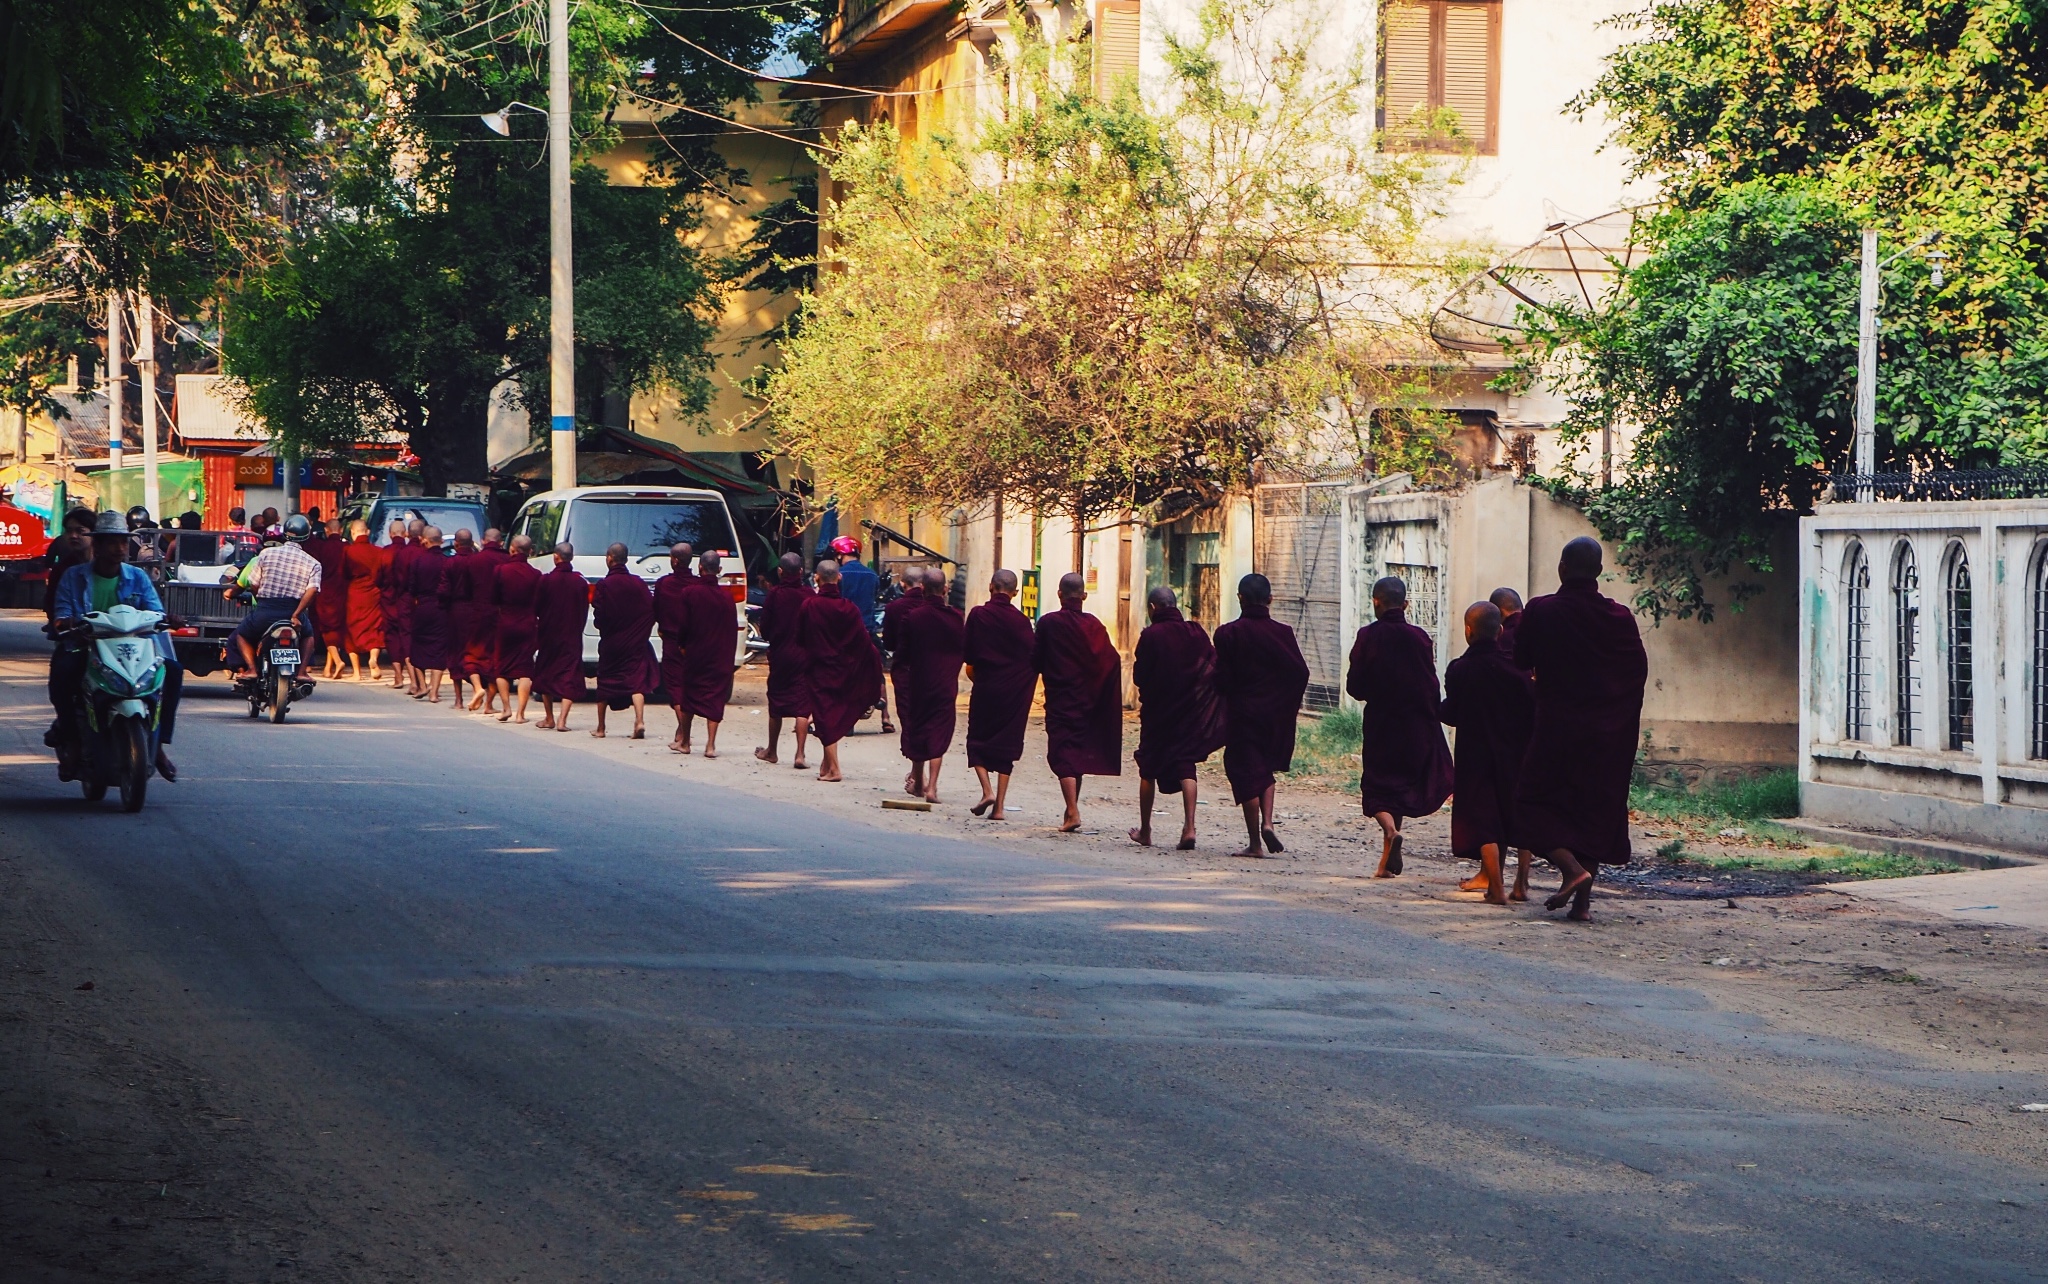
300, 518, 1646, 920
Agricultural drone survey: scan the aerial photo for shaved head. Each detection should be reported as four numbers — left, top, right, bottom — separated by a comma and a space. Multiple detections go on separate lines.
606, 542, 629, 566
671, 541, 693, 560
510, 533, 533, 554
779, 551, 803, 573
922, 566, 946, 594
990, 568, 1018, 594
698, 551, 721, 577
388, 521, 406, 539
815, 558, 841, 582
421, 525, 443, 546
407, 518, 425, 538
1146, 584, 1177, 612
1489, 586, 1524, 615
1057, 571, 1085, 599
454, 529, 475, 550
1560, 536, 1603, 581
1237, 572, 1272, 607
1372, 576, 1408, 611
349, 520, 370, 539
1464, 600, 1503, 642
555, 541, 574, 560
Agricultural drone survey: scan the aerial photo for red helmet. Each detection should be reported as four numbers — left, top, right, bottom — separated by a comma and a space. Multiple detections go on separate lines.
829, 536, 860, 556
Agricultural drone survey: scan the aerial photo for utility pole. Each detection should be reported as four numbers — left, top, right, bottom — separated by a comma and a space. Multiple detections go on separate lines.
1852, 228, 1879, 499
105, 292, 124, 472
547, 0, 577, 493
137, 293, 159, 518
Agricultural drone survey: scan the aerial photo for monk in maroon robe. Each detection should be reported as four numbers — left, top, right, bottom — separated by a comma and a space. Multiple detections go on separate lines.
1491, 586, 1526, 665
341, 520, 386, 681
491, 534, 544, 723
1130, 585, 1225, 850
589, 542, 658, 738
880, 571, 922, 734
1345, 575, 1453, 878
754, 552, 814, 769
1213, 573, 1310, 858
797, 559, 883, 782
408, 526, 454, 702
442, 529, 483, 709
894, 566, 966, 802
1513, 537, 1649, 920
306, 521, 350, 678
652, 542, 697, 750
1033, 572, 1123, 833
463, 529, 511, 712
531, 544, 589, 731
377, 521, 415, 690
1441, 601, 1537, 904
670, 550, 740, 758
963, 569, 1035, 820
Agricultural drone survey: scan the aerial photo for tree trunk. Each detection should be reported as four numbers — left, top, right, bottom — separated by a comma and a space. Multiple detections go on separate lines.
420, 375, 494, 495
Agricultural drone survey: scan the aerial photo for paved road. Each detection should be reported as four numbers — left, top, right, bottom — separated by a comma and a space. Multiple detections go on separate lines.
2, 612, 2043, 1281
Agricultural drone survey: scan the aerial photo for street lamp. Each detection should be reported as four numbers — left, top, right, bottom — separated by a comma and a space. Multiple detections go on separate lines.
1852, 228, 1943, 498
482, 0, 575, 492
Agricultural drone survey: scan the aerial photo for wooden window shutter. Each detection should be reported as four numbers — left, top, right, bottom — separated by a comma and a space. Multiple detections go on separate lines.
1095, 1, 1142, 99
1441, 3, 1499, 154
1379, 3, 1433, 145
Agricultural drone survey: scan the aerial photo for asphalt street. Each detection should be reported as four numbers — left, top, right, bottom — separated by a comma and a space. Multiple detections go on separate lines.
2, 610, 2044, 1281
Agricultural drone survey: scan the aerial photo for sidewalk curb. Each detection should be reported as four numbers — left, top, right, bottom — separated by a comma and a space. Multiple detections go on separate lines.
1775, 819, 2044, 870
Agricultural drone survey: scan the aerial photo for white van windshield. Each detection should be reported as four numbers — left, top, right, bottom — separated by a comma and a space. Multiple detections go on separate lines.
371, 503, 488, 546
567, 497, 731, 559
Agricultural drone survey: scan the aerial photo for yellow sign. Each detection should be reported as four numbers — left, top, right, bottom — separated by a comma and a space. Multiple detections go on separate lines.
1020, 567, 1040, 616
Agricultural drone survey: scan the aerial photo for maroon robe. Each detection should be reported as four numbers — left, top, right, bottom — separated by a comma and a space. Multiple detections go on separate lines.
672, 575, 739, 720
893, 597, 965, 762
1512, 577, 1648, 866
1344, 614, 1452, 819
653, 569, 696, 707
407, 549, 453, 671
798, 583, 883, 746
759, 575, 814, 718
881, 588, 922, 718
591, 565, 660, 709
963, 598, 1036, 775
1213, 605, 1311, 805
1132, 608, 1225, 792
463, 544, 511, 679
341, 539, 385, 652
306, 533, 349, 651
1499, 609, 1529, 671
1440, 634, 1537, 857
532, 565, 589, 701
377, 539, 413, 663
491, 556, 544, 682
1032, 604, 1123, 779
444, 547, 481, 678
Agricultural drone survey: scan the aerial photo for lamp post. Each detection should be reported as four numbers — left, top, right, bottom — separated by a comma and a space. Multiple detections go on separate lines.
483, 0, 575, 491
1851, 229, 1945, 500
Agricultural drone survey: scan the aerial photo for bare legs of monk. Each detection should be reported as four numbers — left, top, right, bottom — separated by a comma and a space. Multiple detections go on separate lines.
1058, 776, 1084, 833
495, 676, 532, 723
593, 694, 647, 739
908, 757, 940, 802
467, 672, 496, 713
669, 704, 689, 753
756, 715, 811, 770
1372, 810, 1403, 878
676, 713, 719, 758
817, 739, 843, 782
970, 766, 1012, 819
415, 667, 445, 703
1466, 849, 1535, 898
537, 694, 574, 732
1235, 784, 1282, 858
1542, 846, 1595, 916
1131, 778, 1198, 849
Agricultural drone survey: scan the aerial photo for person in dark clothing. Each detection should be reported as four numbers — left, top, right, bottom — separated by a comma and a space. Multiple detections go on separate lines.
1513, 537, 1649, 921
1344, 575, 1452, 878
1130, 585, 1224, 850
755, 553, 816, 768
1033, 572, 1123, 833
1441, 601, 1537, 904
1490, 586, 1527, 667
893, 566, 965, 802
1212, 573, 1310, 858
963, 569, 1036, 820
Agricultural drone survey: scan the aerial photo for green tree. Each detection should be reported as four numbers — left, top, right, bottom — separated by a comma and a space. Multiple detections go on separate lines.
1526, 0, 2048, 615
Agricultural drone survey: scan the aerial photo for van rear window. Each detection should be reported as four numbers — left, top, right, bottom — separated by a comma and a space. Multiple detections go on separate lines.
567, 498, 729, 558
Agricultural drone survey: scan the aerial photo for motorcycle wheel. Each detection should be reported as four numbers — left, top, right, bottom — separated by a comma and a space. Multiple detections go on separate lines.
269, 672, 290, 723
81, 778, 107, 802
118, 719, 149, 813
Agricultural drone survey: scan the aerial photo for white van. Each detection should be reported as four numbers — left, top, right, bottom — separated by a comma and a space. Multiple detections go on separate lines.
507, 485, 748, 667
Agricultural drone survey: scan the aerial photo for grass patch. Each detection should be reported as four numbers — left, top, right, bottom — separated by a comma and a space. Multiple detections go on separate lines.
1631, 769, 1800, 825
1667, 846, 1958, 881
1284, 706, 1362, 791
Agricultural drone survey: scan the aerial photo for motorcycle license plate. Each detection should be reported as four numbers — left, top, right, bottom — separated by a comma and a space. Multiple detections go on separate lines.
268, 648, 301, 667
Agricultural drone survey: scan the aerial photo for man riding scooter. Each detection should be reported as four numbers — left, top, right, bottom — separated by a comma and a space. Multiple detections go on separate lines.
226, 513, 322, 679
47, 511, 183, 781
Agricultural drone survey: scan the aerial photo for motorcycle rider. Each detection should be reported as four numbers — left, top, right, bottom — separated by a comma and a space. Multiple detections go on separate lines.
226, 513, 322, 680
47, 511, 183, 781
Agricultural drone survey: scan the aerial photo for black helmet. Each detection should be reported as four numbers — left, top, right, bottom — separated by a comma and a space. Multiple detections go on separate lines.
283, 513, 313, 542
125, 505, 153, 530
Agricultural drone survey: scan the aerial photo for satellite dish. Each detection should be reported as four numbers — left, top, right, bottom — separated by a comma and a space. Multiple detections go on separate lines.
1430, 205, 1659, 355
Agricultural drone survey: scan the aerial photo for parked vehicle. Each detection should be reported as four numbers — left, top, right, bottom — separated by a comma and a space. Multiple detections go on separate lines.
355, 497, 491, 551
507, 486, 748, 666
152, 531, 262, 676
49, 604, 170, 811
228, 588, 316, 722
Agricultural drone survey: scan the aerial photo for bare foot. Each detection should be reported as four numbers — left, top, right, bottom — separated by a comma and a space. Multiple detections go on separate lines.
1458, 873, 1490, 892
817, 770, 842, 782
989, 809, 1007, 821
512, 715, 526, 724
497, 711, 512, 723
1484, 890, 1509, 906
792, 759, 808, 770
555, 723, 572, 733
536, 717, 555, 730
1544, 872, 1592, 911
427, 695, 440, 704
630, 728, 645, 740
1129, 828, 1153, 846
673, 744, 692, 755
1060, 817, 1082, 834
1508, 887, 1529, 903
1234, 845, 1267, 859
1566, 906, 1592, 922
590, 728, 606, 739
753, 748, 777, 764
970, 797, 994, 817
904, 772, 921, 798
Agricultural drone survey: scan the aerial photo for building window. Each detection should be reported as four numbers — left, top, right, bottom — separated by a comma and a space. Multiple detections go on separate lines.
1892, 542, 1921, 747
2034, 544, 2048, 760
1379, 1, 1501, 155
1844, 544, 1871, 741
1945, 544, 1974, 751
1094, 1, 1142, 99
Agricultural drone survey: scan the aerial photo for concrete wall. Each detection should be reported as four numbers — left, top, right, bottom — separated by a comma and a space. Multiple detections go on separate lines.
1798, 499, 2048, 853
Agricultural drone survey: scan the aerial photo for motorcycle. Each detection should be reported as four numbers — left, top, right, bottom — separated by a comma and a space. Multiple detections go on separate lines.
51, 604, 170, 812
226, 586, 316, 722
